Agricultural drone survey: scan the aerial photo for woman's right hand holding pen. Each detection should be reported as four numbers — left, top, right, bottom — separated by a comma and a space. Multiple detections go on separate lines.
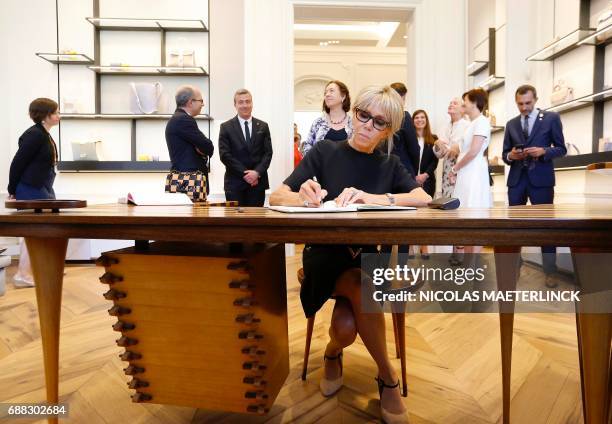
299, 179, 327, 207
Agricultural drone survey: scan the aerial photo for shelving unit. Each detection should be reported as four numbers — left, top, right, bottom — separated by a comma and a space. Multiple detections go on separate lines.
469, 28, 505, 93
37, 0, 211, 172
527, 0, 612, 170
491, 125, 505, 134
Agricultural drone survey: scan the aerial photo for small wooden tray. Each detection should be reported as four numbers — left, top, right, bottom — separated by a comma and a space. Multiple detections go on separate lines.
5, 199, 87, 213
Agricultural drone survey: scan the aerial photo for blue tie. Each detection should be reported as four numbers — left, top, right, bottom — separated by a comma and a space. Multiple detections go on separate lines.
523, 115, 529, 139
244, 121, 251, 144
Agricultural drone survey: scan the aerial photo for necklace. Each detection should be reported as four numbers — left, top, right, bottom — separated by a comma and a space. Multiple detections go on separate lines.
330, 113, 347, 125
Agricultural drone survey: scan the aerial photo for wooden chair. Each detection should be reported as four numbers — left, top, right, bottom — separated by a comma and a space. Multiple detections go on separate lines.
297, 267, 408, 397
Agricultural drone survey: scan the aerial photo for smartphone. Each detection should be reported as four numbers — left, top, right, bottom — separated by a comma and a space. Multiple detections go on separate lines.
515, 143, 525, 151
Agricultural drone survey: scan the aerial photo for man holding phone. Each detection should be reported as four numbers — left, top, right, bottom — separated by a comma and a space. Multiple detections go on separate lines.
502, 84, 567, 287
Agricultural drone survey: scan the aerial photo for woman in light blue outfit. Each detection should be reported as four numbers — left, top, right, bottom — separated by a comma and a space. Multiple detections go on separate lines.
301, 80, 353, 156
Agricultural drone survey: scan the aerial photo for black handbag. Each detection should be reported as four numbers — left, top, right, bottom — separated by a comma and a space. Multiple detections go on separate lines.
164, 170, 207, 202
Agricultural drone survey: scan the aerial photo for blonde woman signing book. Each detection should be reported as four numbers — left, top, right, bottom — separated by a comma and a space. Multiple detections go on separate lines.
270, 85, 431, 424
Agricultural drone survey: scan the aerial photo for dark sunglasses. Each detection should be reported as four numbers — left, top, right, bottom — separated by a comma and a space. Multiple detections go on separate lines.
355, 108, 390, 131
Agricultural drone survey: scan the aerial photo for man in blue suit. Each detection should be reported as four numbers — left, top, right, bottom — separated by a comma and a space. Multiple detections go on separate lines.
502, 84, 567, 287
218, 89, 273, 207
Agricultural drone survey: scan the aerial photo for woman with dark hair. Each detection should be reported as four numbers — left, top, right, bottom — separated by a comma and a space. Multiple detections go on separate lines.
412, 109, 439, 258
450, 88, 492, 253
302, 80, 353, 155
271, 85, 431, 423
7, 97, 60, 287
412, 110, 439, 197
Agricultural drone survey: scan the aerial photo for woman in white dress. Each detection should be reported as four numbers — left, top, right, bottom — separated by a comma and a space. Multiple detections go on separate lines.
450, 88, 492, 253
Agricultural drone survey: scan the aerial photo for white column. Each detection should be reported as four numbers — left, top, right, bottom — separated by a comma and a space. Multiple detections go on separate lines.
243, 0, 295, 194
411, 0, 467, 131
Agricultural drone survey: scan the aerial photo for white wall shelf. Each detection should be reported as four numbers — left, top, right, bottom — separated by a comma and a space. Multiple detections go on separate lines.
87, 65, 208, 76
86, 17, 208, 32
36, 52, 94, 64
467, 60, 489, 76
544, 88, 612, 114
526, 28, 593, 61
61, 113, 213, 120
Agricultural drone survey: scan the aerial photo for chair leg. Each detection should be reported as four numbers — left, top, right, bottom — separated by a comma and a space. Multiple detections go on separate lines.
394, 312, 408, 397
302, 315, 316, 381
392, 313, 400, 359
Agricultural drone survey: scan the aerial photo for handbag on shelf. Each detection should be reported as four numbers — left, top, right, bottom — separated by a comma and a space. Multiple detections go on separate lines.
71, 140, 102, 161
596, 3, 612, 42
129, 82, 163, 114
165, 170, 207, 203
167, 38, 196, 67
550, 80, 574, 106
598, 137, 612, 152
565, 142, 581, 156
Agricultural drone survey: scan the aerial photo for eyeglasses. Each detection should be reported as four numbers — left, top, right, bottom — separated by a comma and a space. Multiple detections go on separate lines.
355, 108, 390, 131
191, 98, 204, 104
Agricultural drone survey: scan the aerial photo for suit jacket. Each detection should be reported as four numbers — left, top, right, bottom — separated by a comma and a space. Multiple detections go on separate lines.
218, 116, 273, 192
165, 108, 214, 177
502, 109, 566, 187
382, 111, 420, 175
419, 138, 439, 196
8, 123, 57, 195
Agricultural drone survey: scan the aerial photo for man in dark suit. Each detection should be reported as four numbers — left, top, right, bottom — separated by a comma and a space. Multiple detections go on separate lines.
390, 82, 420, 175
218, 89, 273, 207
502, 84, 567, 287
165, 85, 214, 192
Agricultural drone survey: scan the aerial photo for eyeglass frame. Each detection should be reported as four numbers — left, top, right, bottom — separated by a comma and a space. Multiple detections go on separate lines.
354, 108, 391, 131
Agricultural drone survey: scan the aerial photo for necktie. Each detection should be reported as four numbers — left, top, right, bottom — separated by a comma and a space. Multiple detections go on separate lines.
244, 121, 251, 144
522, 115, 529, 139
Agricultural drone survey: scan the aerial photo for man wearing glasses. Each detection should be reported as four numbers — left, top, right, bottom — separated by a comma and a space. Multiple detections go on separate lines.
165, 85, 214, 193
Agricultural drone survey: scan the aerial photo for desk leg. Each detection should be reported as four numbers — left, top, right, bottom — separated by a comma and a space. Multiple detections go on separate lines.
494, 246, 521, 424
25, 237, 68, 424
571, 248, 612, 424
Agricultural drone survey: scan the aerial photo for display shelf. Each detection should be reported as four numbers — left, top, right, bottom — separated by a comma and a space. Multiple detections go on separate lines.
526, 28, 593, 61
61, 113, 213, 120
491, 125, 505, 134
86, 17, 208, 32
478, 75, 505, 92
58, 161, 172, 172
87, 65, 208, 76
577, 23, 612, 46
36, 52, 94, 64
554, 151, 612, 170
467, 60, 488, 76
544, 88, 612, 114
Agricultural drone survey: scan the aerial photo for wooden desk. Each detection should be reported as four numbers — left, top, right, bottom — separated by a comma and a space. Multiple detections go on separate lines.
0, 204, 610, 424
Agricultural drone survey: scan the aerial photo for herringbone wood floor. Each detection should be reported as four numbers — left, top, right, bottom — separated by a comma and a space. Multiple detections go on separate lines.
0, 251, 583, 423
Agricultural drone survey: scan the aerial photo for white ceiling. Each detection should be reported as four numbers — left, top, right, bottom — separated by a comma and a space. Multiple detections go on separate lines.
293, 6, 412, 48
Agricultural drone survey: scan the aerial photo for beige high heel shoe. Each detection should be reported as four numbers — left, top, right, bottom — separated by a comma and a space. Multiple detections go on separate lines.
319, 352, 343, 397
376, 376, 409, 424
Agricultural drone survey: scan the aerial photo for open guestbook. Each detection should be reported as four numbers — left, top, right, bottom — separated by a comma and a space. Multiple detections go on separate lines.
268, 200, 416, 213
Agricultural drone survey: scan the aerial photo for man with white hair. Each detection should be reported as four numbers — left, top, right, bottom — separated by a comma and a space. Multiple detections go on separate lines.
165, 85, 214, 193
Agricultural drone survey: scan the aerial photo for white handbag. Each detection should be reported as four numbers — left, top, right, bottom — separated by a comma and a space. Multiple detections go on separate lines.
167, 38, 195, 67
129, 82, 163, 114
550, 80, 574, 106
596, 3, 612, 42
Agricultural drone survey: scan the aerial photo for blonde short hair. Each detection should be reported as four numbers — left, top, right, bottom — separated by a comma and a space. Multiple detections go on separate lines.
352, 85, 404, 152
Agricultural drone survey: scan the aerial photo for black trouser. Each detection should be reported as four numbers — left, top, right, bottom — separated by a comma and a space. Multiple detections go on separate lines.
225, 188, 266, 207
